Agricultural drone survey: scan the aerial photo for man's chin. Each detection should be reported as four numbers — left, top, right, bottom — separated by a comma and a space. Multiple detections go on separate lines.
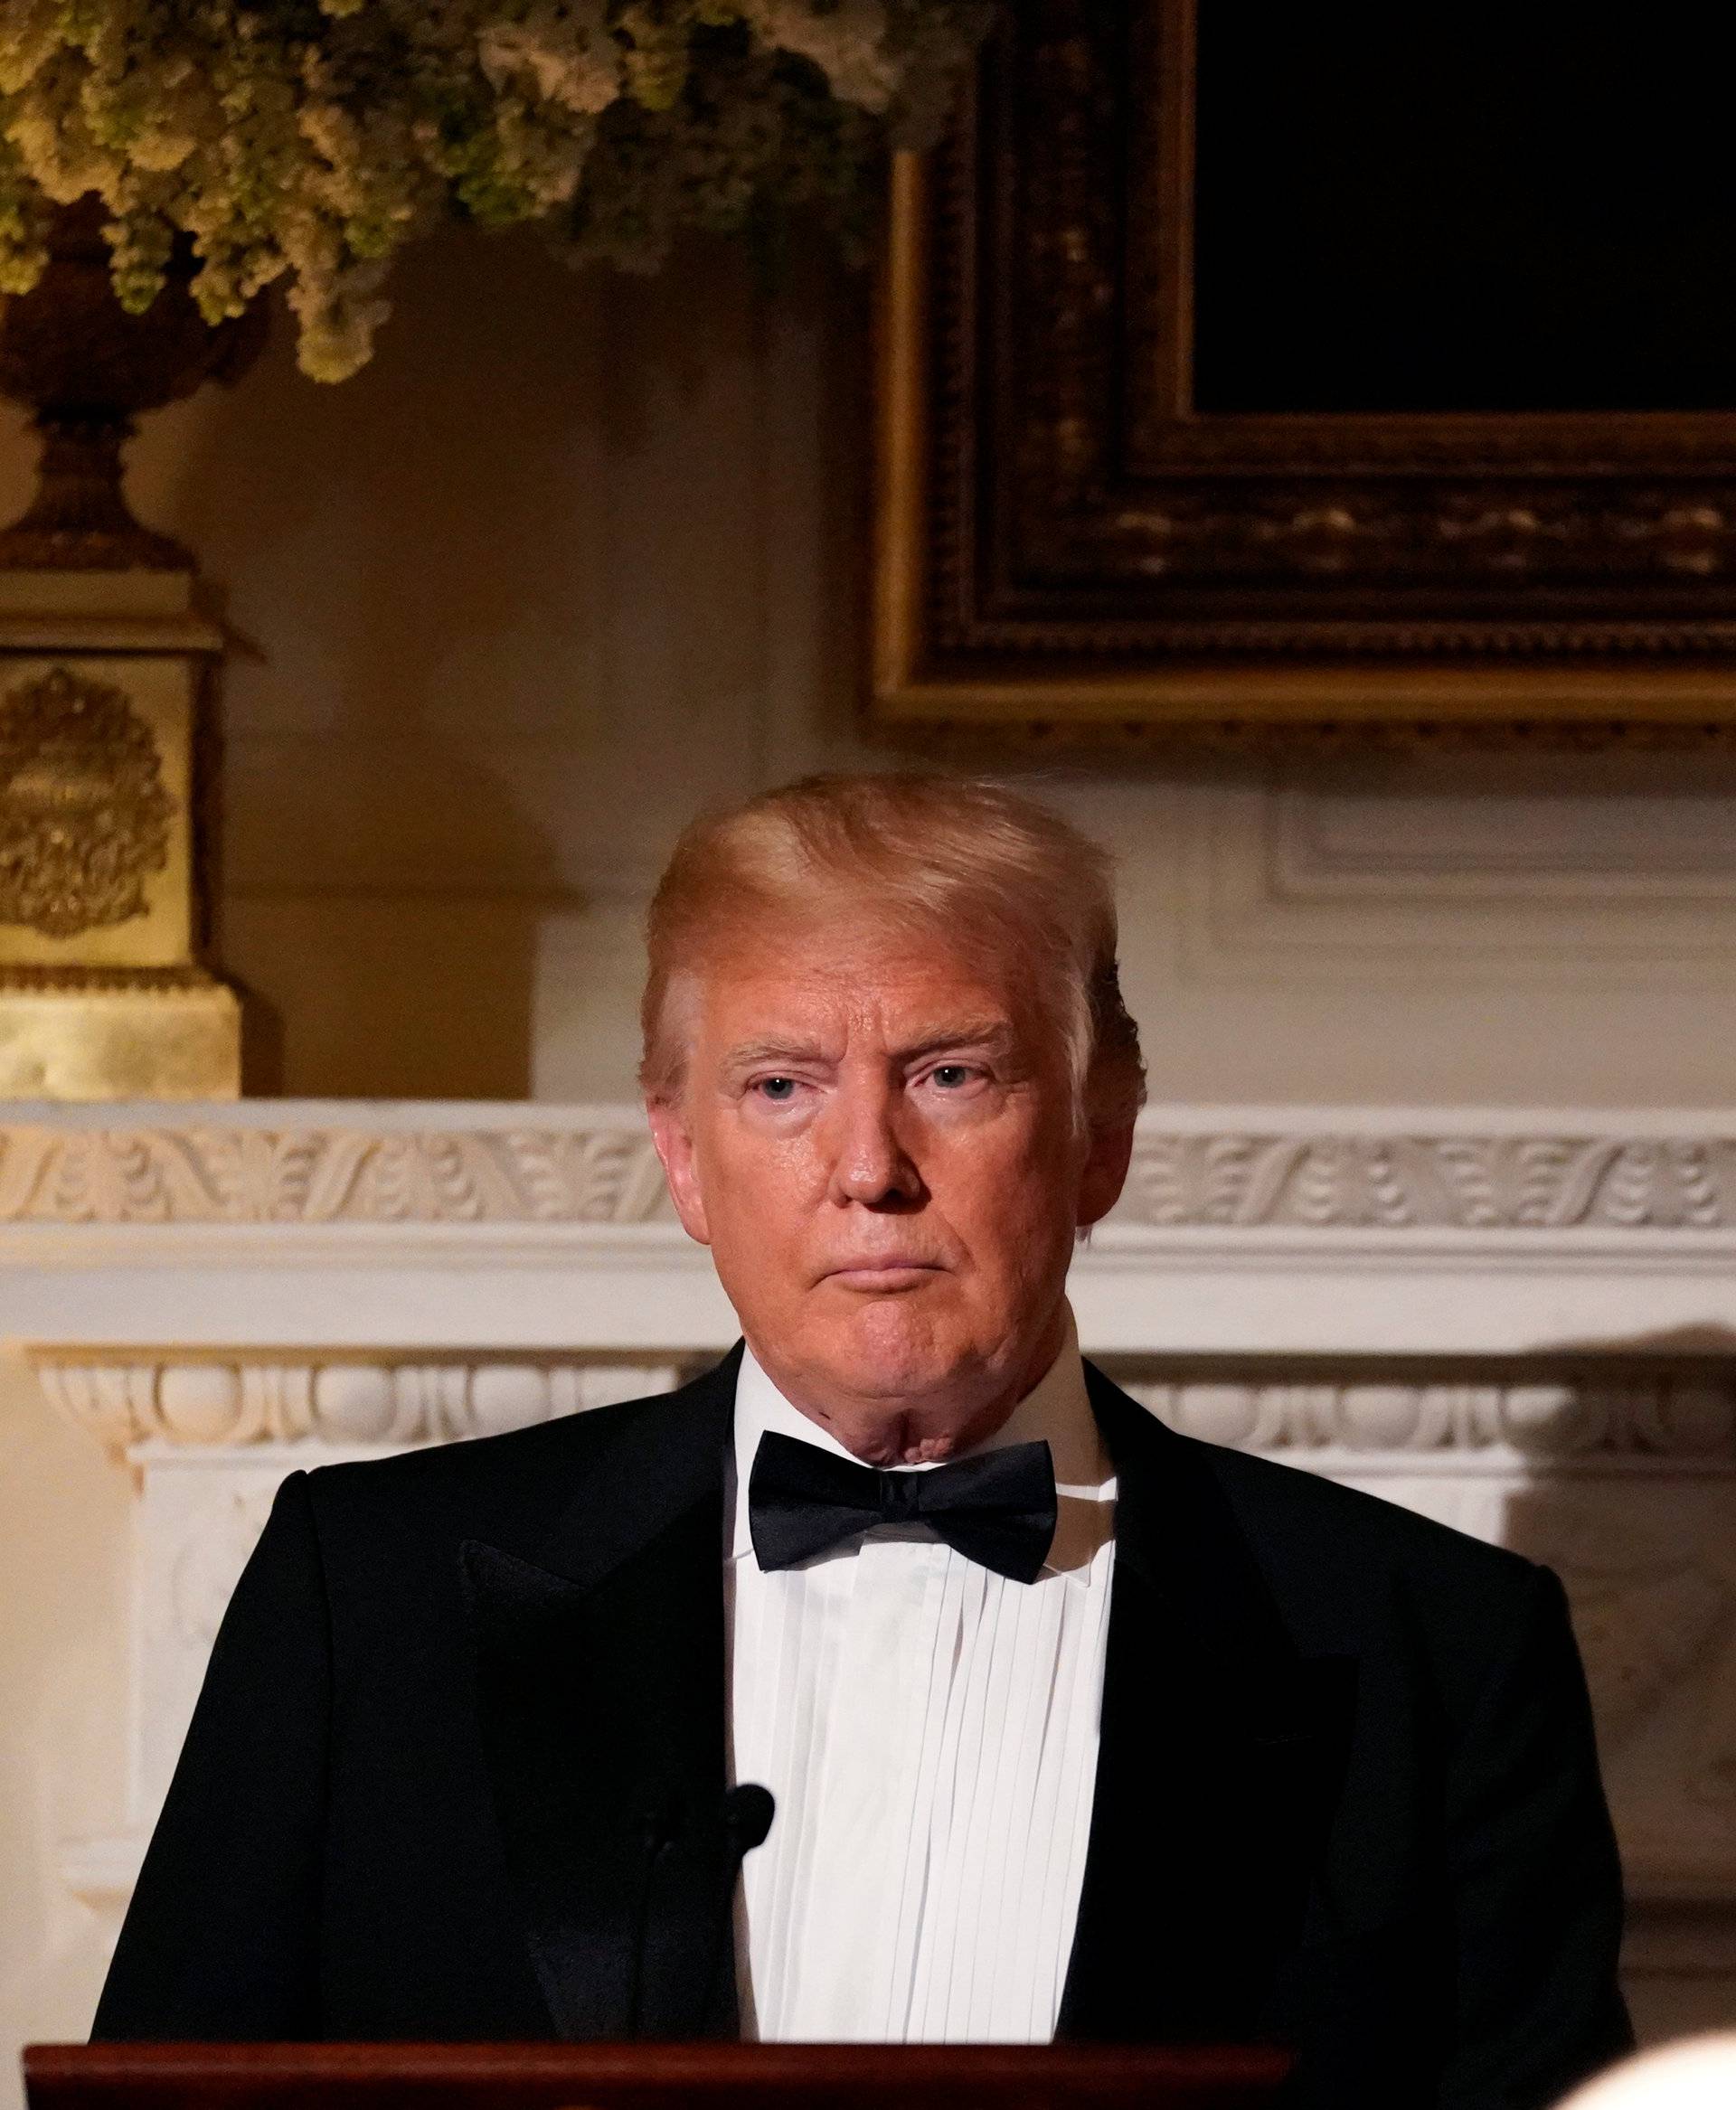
799, 1336, 1000, 1458
803, 1373, 976, 1464
755, 1321, 1027, 1462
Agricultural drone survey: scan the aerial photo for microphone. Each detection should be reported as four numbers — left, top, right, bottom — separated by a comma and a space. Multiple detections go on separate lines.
703, 1783, 776, 2029
722, 1783, 775, 1856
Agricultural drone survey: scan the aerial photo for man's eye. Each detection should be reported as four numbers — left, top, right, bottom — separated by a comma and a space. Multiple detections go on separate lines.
930, 1064, 976, 1089
755, 1077, 799, 1103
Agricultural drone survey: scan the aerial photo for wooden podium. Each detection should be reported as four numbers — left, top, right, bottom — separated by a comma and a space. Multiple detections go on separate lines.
24, 2042, 1294, 2110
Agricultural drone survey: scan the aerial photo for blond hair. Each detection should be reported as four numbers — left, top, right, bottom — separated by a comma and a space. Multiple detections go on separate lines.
639, 773, 1146, 1128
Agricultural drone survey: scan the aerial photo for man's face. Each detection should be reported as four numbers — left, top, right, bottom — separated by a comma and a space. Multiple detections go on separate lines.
647, 919, 1132, 1464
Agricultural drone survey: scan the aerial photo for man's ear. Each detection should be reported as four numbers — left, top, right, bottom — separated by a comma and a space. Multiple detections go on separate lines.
1075, 1116, 1135, 1231
646, 1095, 712, 1247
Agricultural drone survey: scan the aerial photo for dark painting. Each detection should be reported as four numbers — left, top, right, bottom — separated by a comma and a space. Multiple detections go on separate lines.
1194, 10, 1736, 417
873, 0, 1736, 739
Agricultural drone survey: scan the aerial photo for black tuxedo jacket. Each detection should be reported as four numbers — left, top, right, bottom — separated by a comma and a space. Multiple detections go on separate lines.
94, 1352, 1631, 2108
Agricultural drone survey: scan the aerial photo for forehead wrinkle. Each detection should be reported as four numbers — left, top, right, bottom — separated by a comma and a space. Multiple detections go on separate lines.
889, 1018, 1021, 1064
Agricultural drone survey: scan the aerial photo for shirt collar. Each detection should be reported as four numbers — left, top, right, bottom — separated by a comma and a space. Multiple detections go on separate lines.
728, 1304, 1113, 1576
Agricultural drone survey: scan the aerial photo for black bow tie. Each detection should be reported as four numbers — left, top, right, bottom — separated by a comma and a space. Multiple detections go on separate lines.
748, 1429, 1059, 1585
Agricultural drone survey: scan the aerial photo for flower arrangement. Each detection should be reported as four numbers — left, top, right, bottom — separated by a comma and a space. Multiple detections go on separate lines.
0, 2, 989, 381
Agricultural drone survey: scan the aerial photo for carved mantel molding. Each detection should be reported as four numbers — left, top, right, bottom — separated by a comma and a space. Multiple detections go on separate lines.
1120, 1131, 1736, 1231
33, 1352, 1736, 1474
0, 1113, 674, 1226
5, 1104, 1736, 1231
37, 1353, 689, 1456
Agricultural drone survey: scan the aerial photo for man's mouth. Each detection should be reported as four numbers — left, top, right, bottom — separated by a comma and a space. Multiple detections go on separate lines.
822, 1259, 943, 1289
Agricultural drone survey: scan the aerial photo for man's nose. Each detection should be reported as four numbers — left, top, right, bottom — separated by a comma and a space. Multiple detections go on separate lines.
827, 1083, 923, 1206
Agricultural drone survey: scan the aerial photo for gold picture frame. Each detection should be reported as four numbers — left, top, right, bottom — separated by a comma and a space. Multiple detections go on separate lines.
872, 1, 1736, 747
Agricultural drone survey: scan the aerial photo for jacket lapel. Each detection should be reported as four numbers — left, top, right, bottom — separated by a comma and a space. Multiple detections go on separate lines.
462, 1351, 741, 2039
1059, 1364, 1356, 2042
464, 1348, 1352, 2045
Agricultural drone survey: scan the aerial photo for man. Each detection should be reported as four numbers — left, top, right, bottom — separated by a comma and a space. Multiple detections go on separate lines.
94, 774, 1631, 2107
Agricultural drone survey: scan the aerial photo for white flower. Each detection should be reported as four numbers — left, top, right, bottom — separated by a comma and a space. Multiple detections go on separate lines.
0, 0, 988, 377
477, 4, 620, 118
741, 0, 898, 113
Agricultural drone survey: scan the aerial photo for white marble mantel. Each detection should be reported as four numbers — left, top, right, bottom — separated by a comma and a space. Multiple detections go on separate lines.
4, 1099, 1736, 2002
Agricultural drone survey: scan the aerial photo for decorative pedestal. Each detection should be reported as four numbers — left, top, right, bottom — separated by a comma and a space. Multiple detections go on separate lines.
0, 569, 239, 1097
0, 191, 262, 1098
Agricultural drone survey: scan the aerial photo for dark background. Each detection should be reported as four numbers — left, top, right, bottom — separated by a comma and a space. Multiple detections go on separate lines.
1193, 6, 1736, 414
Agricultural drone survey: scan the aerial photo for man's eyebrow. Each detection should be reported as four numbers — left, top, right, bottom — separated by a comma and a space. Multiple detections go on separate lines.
893, 1020, 1021, 1064
719, 1037, 834, 1076
717, 1021, 1021, 1076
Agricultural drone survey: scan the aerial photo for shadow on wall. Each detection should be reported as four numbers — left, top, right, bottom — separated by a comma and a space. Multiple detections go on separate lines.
1497, 1324, 1736, 1859
1491, 1335, 1736, 2046
108, 219, 866, 1097
134, 227, 599, 1097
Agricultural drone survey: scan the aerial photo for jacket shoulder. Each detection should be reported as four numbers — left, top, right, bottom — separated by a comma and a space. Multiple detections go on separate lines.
1188, 1430, 1552, 1680
1083, 1350, 1548, 1685
1090, 1361, 1537, 1607
297, 1353, 735, 1554
1204, 1434, 1535, 1587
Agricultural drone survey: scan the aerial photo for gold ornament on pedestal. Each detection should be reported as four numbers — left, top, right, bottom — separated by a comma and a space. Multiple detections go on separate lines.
0, 199, 264, 1100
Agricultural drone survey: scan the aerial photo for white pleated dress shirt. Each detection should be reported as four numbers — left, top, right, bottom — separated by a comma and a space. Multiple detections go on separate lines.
725, 1310, 1117, 2043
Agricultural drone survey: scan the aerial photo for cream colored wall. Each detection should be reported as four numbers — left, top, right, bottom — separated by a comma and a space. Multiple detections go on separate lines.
0, 1350, 130, 2087
3, 221, 1736, 2084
